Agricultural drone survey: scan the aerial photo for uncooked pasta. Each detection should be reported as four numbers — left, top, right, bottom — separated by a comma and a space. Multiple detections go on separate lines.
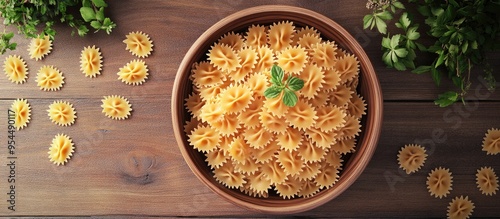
482, 128, 500, 155
123, 31, 153, 58
28, 35, 52, 60
80, 45, 103, 78
397, 144, 427, 174
48, 133, 75, 166
101, 95, 132, 120
36, 65, 64, 91
476, 166, 498, 196
47, 100, 77, 126
426, 167, 453, 199
184, 21, 366, 199
11, 99, 31, 130
117, 59, 149, 85
3, 55, 28, 84
447, 196, 474, 219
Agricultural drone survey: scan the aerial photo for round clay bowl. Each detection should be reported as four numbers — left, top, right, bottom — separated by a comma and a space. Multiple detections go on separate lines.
172, 5, 383, 214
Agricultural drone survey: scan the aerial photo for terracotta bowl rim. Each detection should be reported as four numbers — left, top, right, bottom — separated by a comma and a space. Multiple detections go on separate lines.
172, 5, 383, 214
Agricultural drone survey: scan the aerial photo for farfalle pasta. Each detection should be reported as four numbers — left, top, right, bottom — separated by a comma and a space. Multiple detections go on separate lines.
47, 100, 77, 126
123, 31, 153, 58
11, 99, 31, 130
80, 45, 103, 78
482, 128, 500, 155
476, 166, 498, 196
397, 144, 427, 174
447, 196, 474, 219
36, 65, 64, 91
29, 35, 52, 60
426, 167, 453, 199
48, 133, 75, 166
3, 55, 28, 84
101, 95, 132, 120
184, 21, 366, 199
117, 59, 149, 85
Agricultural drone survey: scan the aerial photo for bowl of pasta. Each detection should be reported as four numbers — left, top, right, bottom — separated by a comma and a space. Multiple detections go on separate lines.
172, 5, 382, 214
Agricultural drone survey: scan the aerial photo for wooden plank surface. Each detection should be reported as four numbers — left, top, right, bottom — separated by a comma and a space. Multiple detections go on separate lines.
0, 0, 499, 217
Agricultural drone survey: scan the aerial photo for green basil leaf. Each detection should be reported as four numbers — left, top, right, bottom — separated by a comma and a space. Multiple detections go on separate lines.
264, 86, 282, 99
91, 0, 108, 7
282, 89, 298, 107
270, 64, 284, 86
287, 77, 304, 91
80, 7, 96, 22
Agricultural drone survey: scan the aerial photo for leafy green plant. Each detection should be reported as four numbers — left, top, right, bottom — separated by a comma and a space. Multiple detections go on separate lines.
364, 0, 500, 107
0, 0, 116, 54
264, 65, 305, 107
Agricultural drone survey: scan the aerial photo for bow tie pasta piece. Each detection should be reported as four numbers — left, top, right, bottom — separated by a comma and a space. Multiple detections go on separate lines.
276, 127, 303, 152
243, 126, 274, 149
247, 171, 273, 195
331, 138, 357, 155
285, 100, 317, 131
347, 94, 367, 119
184, 92, 204, 121
36, 65, 64, 91
208, 43, 241, 72
476, 167, 498, 196
188, 125, 220, 153
297, 161, 321, 181
240, 182, 269, 198
292, 26, 320, 44
315, 105, 346, 132
101, 95, 132, 120
251, 140, 280, 164
263, 92, 289, 117
117, 60, 149, 85
297, 139, 326, 163
219, 84, 253, 114
305, 126, 336, 149
447, 196, 474, 219
311, 42, 338, 70
297, 33, 322, 52
482, 128, 500, 155
261, 157, 288, 185
276, 45, 307, 74
275, 176, 302, 199
314, 160, 340, 189
200, 100, 224, 125
228, 47, 258, 83
192, 61, 224, 88
276, 150, 303, 177
3, 55, 28, 84
246, 72, 269, 97
397, 144, 427, 174
308, 90, 330, 108
336, 54, 360, 84
123, 31, 153, 58
336, 115, 361, 140
259, 110, 288, 135
48, 133, 75, 166
80, 45, 103, 78
228, 136, 252, 165
234, 157, 260, 175
237, 97, 264, 128
245, 25, 267, 49
255, 46, 275, 72
268, 21, 295, 52
218, 32, 244, 51
321, 69, 341, 91
205, 149, 228, 169
328, 85, 353, 107
210, 114, 240, 137
213, 162, 246, 189
298, 64, 325, 99
28, 35, 52, 60
324, 149, 343, 168
426, 167, 453, 199
298, 179, 321, 198
11, 99, 31, 130
47, 101, 77, 126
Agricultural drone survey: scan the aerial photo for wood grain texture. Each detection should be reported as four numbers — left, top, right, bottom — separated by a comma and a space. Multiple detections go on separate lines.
0, 0, 498, 217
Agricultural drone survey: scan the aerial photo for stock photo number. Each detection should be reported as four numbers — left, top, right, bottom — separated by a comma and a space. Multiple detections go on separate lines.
6, 109, 17, 211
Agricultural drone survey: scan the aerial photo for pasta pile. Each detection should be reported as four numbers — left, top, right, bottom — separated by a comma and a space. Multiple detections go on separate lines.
185, 21, 366, 199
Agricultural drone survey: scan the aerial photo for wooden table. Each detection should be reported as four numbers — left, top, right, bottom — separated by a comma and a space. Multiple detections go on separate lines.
1, 0, 499, 217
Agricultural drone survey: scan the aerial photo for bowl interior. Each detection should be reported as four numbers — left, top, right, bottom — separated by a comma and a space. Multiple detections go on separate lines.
172, 5, 382, 214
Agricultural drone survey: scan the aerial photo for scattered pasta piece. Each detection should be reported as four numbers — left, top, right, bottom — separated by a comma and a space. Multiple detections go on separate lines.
482, 128, 500, 155
447, 196, 474, 219
476, 166, 498, 196
427, 167, 453, 199
184, 21, 366, 199
3, 55, 28, 84
11, 99, 31, 130
117, 59, 149, 85
36, 65, 64, 91
123, 31, 153, 58
47, 100, 77, 126
101, 95, 132, 120
397, 144, 427, 174
28, 35, 52, 60
48, 133, 75, 166
80, 45, 103, 78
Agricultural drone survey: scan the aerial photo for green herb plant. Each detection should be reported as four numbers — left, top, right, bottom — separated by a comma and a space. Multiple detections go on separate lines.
264, 65, 305, 107
364, 0, 500, 107
0, 0, 116, 54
